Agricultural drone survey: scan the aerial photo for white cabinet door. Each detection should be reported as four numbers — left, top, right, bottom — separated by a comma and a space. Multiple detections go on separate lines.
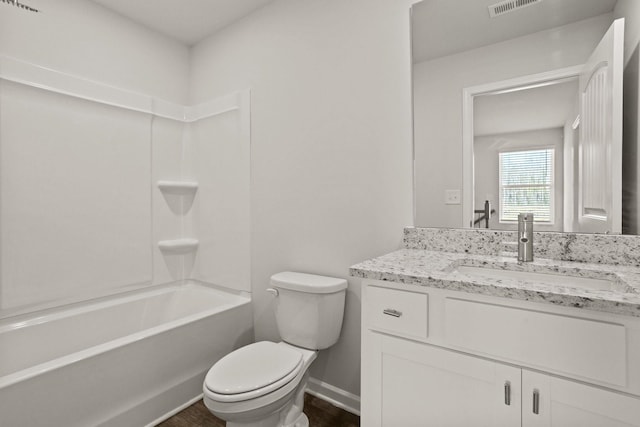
378, 335, 521, 427
522, 370, 640, 427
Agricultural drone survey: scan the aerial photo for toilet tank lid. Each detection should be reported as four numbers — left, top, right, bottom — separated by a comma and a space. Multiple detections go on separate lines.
271, 272, 348, 294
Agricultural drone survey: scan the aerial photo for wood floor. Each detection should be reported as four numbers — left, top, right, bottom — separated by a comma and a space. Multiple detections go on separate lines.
157, 393, 360, 427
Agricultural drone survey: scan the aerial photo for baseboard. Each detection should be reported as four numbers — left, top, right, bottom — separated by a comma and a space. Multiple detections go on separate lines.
306, 377, 360, 416
145, 393, 203, 427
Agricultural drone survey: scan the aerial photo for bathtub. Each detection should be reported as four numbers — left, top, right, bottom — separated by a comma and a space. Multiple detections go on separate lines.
0, 283, 253, 427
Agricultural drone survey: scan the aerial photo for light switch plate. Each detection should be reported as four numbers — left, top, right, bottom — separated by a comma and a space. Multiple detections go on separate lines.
445, 189, 461, 205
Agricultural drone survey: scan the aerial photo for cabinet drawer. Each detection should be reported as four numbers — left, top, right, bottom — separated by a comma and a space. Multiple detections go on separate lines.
444, 298, 626, 386
367, 286, 428, 339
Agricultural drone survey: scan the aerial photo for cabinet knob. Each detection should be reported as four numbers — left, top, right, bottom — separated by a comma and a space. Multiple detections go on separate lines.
533, 389, 540, 414
383, 308, 402, 318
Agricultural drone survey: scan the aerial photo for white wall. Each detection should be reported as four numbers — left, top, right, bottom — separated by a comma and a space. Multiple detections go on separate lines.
190, 0, 415, 398
615, 0, 640, 234
414, 14, 613, 228
0, 0, 189, 104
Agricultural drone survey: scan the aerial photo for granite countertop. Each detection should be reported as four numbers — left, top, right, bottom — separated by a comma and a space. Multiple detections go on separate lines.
350, 249, 640, 317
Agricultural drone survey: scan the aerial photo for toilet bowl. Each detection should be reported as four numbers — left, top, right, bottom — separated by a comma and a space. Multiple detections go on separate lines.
202, 272, 347, 427
203, 341, 317, 427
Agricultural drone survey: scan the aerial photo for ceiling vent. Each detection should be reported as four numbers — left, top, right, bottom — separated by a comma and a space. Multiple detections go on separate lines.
0, 0, 39, 13
488, 0, 542, 18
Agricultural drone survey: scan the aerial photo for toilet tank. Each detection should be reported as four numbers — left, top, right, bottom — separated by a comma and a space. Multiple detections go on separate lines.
270, 272, 347, 350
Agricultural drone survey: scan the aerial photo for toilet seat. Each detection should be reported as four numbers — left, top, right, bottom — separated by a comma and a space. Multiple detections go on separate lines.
204, 341, 304, 403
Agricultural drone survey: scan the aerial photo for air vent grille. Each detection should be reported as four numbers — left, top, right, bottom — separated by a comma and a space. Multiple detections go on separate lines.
0, 0, 39, 13
488, 0, 542, 18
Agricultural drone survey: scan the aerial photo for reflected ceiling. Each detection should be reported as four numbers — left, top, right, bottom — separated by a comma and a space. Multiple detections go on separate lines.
474, 78, 579, 136
412, 0, 617, 63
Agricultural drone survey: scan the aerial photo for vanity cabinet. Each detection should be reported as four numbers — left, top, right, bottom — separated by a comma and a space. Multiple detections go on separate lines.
369, 333, 521, 427
361, 281, 640, 427
522, 370, 640, 427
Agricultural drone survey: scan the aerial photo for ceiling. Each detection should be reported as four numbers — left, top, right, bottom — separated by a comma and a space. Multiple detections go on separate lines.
90, 0, 275, 46
412, 0, 618, 63
474, 78, 579, 136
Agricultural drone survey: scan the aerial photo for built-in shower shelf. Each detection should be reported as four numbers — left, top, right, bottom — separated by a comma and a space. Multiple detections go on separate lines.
158, 239, 199, 254
157, 180, 198, 194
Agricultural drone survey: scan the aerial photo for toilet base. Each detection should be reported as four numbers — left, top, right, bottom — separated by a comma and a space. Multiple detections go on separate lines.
224, 407, 308, 427
286, 412, 309, 427
226, 411, 280, 427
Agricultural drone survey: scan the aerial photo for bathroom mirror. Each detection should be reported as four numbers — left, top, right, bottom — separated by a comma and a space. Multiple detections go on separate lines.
469, 75, 579, 232
412, 0, 638, 234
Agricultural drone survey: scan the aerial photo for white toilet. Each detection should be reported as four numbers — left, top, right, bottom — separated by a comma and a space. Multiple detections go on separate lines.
203, 271, 348, 427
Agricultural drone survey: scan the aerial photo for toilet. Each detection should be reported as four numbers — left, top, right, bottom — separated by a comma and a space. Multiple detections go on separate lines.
203, 271, 348, 427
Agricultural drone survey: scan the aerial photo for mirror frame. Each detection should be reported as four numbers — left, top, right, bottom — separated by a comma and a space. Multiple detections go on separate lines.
461, 64, 585, 229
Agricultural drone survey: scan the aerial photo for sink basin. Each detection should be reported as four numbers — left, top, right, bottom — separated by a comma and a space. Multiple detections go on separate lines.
452, 265, 633, 293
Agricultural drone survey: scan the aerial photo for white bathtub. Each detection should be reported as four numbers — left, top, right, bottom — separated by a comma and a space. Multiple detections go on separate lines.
0, 283, 253, 427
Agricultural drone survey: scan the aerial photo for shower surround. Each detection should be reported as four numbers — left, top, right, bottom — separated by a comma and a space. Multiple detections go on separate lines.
0, 52, 252, 424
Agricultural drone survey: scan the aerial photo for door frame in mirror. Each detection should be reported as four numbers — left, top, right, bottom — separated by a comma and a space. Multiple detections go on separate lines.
461, 64, 584, 229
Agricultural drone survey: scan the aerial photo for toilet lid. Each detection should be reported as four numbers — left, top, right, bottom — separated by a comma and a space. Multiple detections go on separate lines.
205, 341, 303, 396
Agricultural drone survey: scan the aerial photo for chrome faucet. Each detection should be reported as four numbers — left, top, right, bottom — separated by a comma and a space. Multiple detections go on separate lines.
517, 213, 534, 262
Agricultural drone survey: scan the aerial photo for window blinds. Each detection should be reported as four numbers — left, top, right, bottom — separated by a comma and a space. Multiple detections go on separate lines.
499, 149, 554, 222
